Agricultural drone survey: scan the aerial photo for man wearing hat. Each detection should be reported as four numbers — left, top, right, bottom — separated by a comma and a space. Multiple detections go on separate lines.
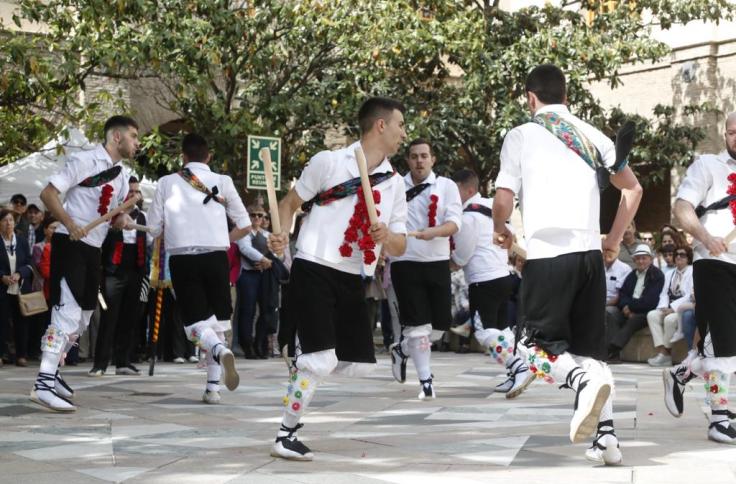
606, 242, 664, 362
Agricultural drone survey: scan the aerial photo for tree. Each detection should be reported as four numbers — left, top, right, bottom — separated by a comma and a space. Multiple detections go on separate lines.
2, 0, 734, 196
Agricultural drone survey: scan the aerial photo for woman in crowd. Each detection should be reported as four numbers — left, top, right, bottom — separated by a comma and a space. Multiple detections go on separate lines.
646, 245, 693, 367
0, 208, 34, 366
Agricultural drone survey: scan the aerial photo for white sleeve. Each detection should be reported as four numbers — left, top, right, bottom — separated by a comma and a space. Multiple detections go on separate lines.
294, 151, 331, 202
146, 181, 165, 239
657, 271, 671, 309
676, 157, 711, 209
442, 180, 463, 230
450, 214, 477, 267
389, 175, 408, 234
495, 128, 523, 195
47, 153, 94, 193
237, 234, 265, 262
222, 175, 251, 229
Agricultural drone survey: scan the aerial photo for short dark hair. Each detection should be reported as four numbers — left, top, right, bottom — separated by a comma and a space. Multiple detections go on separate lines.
103, 116, 138, 138
525, 64, 566, 105
182, 133, 209, 163
0, 208, 14, 222
452, 169, 479, 191
407, 138, 433, 157
358, 97, 405, 134
26, 203, 41, 213
128, 175, 140, 184
42, 216, 57, 230
10, 193, 27, 205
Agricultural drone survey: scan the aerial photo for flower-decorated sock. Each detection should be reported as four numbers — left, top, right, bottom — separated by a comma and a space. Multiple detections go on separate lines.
280, 368, 319, 431
527, 346, 578, 385
705, 370, 731, 427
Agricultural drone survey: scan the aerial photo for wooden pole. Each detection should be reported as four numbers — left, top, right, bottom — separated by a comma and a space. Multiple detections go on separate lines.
354, 145, 379, 225
83, 193, 141, 233
260, 147, 282, 234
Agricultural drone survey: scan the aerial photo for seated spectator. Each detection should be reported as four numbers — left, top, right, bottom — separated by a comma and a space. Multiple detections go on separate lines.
607, 243, 665, 362
676, 295, 697, 350
617, 221, 641, 269
653, 243, 676, 277
646, 246, 693, 367
604, 244, 632, 321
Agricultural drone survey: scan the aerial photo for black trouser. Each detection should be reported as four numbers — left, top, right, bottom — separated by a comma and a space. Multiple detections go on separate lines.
607, 311, 647, 351
0, 295, 29, 360
94, 268, 143, 370
149, 287, 193, 361
469, 274, 515, 330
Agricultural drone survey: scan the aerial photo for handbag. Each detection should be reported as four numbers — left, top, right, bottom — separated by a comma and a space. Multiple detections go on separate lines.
18, 290, 48, 317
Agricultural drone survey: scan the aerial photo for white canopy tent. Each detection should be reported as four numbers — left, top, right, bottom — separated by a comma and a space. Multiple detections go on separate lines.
0, 128, 157, 209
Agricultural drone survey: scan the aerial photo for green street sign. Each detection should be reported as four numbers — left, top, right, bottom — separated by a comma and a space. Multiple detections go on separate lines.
246, 135, 281, 190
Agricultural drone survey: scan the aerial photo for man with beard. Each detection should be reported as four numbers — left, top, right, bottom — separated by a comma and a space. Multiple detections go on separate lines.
32, 116, 140, 412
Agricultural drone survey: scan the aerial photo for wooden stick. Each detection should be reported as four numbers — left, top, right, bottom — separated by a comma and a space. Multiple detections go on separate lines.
83, 193, 141, 233
725, 228, 736, 245
354, 146, 379, 225
149, 287, 164, 376
128, 223, 152, 233
259, 147, 282, 234
410, 230, 527, 258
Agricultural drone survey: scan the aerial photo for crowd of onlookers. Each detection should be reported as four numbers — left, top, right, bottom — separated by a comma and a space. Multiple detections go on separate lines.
0, 188, 699, 370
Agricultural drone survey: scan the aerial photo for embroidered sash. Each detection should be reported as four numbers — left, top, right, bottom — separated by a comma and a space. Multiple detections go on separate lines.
301, 171, 395, 213
533, 112, 610, 191
78, 165, 122, 187
406, 183, 431, 202
178, 168, 225, 205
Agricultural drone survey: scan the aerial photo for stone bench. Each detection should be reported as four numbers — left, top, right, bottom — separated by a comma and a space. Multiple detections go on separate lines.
444, 326, 689, 364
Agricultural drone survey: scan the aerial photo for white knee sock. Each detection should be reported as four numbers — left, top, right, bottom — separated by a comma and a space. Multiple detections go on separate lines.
407, 334, 432, 381
705, 371, 731, 428
205, 349, 221, 392
528, 347, 579, 385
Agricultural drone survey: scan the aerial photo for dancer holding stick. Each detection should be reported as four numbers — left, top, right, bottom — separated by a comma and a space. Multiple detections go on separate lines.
31, 116, 140, 412
267, 97, 408, 461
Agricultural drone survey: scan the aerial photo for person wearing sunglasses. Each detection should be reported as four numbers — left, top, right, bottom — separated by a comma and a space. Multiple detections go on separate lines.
646, 247, 693, 367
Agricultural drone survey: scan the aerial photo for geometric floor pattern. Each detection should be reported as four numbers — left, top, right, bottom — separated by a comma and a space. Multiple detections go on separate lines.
1, 353, 735, 483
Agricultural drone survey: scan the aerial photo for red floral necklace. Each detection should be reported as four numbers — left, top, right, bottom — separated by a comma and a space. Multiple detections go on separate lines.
98, 184, 114, 216
428, 194, 438, 227
727, 173, 736, 224
339, 189, 381, 265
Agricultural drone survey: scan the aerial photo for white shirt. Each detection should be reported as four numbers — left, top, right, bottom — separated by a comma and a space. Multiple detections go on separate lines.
495, 105, 618, 260
237, 228, 271, 271
147, 162, 251, 254
657, 264, 693, 311
451, 193, 511, 284
393, 171, 462, 262
605, 258, 632, 302
48, 144, 129, 249
295, 141, 408, 276
676, 150, 736, 265
3, 234, 18, 295
632, 270, 647, 299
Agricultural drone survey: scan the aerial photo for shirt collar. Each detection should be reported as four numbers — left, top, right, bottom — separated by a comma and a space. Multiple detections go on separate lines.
184, 162, 212, 172
403, 170, 436, 187
717, 150, 736, 166
535, 104, 570, 116
95, 144, 116, 167
346, 141, 393, 178
463, 192, 482, 209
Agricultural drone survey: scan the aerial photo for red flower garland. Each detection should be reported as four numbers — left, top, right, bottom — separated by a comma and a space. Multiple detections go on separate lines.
727, 173, 736, 225
339, 189, 381, 265
98, 184, 114, 216
428, 194, 438, 227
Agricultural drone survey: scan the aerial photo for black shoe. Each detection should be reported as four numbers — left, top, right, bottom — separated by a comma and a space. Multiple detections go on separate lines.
456, 345, 470, 354
606, 349, 622, 365
243, 344, 258, 360
270, 423, 314, 461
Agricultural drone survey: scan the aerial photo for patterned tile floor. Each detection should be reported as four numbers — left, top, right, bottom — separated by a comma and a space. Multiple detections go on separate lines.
0, 353, 734, 483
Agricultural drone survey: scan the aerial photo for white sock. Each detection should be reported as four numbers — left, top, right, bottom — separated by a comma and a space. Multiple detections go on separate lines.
205, 350, 221, 392
39, 351, 62, 378
407, 334, 432, 381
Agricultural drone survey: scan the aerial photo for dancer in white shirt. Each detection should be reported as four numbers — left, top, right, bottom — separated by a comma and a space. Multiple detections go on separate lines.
268, 97, 408, 461
389, 138, 462, 400
663, 112, 736, 444
493, 65, 642, 465
32, 116, 139, 412
147, 133, 251, 405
